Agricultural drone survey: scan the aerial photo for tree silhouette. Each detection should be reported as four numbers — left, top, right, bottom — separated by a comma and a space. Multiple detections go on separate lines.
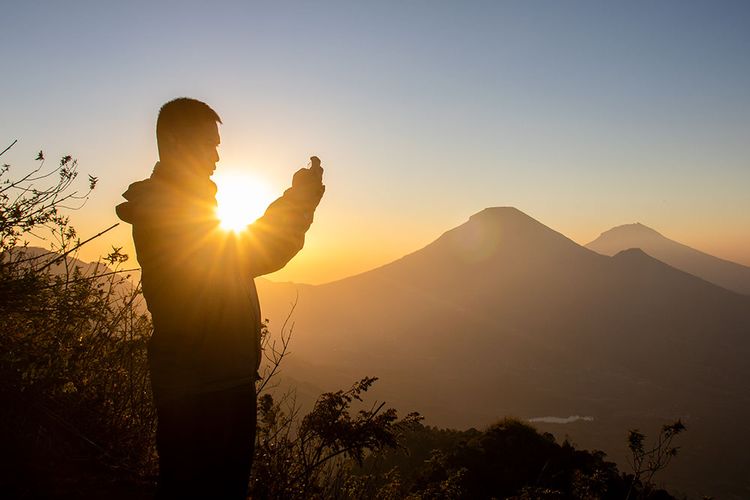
626, 420, 686, 500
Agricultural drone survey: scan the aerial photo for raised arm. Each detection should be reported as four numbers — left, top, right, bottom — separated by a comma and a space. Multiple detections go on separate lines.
238, 157, 325, 277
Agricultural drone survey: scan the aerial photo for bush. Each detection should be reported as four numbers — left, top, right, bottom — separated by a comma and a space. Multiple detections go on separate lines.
0, 143, 155, 497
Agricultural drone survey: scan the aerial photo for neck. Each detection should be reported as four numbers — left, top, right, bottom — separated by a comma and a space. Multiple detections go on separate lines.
155, 159, 210, 180
152, 161, 216, 196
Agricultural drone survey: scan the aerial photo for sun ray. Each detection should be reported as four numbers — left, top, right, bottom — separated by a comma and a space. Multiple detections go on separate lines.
213, 170, 275, 232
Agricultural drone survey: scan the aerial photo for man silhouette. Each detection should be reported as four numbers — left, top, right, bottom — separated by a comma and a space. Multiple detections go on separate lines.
116, 97, 324, 499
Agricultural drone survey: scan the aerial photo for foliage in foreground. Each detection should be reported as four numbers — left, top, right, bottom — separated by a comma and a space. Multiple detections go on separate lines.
1, 145, 154, 497
351, 419, 683, 500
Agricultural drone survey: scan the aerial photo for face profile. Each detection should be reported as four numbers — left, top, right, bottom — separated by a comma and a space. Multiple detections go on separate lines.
155, 97, 223, 178
160, 119, 220, 176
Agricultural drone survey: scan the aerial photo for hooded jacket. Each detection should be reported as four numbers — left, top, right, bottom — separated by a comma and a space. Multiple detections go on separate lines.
116, 162, 323, 394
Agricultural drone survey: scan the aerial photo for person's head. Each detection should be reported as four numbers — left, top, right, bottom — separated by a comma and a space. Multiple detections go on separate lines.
156, 98, 222, 176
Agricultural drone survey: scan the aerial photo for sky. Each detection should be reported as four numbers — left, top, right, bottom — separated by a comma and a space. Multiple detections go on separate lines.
2, 0, 749, 284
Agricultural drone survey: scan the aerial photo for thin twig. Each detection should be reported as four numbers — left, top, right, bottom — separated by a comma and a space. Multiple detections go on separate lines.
37, 223, 119, 271
0, 139, 17, 157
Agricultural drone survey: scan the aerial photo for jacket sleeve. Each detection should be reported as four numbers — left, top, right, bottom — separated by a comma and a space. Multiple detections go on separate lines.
238, 184, 324, 277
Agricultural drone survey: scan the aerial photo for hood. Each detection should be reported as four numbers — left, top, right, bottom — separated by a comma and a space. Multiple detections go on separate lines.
115, 178, 158, 224
115, 162, 218, 225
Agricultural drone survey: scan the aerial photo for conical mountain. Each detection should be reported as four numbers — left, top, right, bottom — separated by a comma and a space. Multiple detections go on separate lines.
587, 223, 750, 295
313, 206, 605, 311
346, 206, 596, 279
276, 208, 611, 366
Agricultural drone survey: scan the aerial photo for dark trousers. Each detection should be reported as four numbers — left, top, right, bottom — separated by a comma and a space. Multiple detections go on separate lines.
151, 382, 257, 500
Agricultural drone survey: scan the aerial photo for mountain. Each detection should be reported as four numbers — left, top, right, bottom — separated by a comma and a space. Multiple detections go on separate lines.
2, 245, 123, 276
256, 207, 750, 497
2, 246, 144, 311
587, 222, 750, 295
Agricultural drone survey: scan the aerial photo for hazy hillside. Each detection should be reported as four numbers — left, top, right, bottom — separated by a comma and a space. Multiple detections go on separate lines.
257, 207, 750, 498
2, 246, 112, 277
1, 246, 145, 313
587, 222, 750, 295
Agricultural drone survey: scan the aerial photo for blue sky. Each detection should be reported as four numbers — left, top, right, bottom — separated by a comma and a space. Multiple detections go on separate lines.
2, 1, 749, 282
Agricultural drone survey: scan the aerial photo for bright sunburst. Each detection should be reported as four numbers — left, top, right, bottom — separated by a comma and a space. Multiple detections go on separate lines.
213, 171, 275, 232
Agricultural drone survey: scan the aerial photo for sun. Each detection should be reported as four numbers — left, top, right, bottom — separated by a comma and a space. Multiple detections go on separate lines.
213, 170, 275, 232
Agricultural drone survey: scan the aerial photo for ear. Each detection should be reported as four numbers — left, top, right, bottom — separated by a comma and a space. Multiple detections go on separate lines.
157, 131, 180, 160
163, 131, 187, 155
163, 130, 180, 147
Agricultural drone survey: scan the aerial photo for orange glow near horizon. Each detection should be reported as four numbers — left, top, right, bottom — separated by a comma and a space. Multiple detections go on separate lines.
213, 170, 275, 232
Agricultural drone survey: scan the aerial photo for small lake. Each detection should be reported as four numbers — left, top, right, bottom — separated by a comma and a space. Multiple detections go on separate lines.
528, 415, 594, 424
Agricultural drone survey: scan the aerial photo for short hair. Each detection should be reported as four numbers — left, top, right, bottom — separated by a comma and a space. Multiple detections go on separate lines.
156, 98, 222, 144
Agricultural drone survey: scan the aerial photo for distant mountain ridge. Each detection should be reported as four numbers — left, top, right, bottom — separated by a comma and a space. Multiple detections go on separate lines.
586, 222, 750, 295
2, 246, 144, 311
3, 246, 112, 277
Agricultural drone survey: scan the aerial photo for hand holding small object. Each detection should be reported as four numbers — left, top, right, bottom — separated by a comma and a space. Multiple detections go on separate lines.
292, 156, 325, 201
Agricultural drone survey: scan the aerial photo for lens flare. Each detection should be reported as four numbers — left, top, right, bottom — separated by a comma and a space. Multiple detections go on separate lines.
213, 170, 275, 232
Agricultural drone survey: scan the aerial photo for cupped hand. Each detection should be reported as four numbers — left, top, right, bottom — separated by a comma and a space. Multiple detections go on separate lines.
292, 156, 324, 190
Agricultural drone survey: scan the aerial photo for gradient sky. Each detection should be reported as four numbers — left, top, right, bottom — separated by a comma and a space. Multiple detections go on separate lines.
2, 0, 749, 283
